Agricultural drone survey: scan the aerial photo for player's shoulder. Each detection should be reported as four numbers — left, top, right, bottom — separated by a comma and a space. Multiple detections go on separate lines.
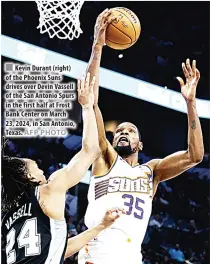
144, 158, 162, 171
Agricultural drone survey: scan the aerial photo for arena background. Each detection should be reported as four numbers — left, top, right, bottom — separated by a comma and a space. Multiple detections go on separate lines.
1, 1, 210, 264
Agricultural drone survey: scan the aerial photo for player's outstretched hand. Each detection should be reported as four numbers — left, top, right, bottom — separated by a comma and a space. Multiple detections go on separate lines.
77, 72, 96, 108
94, 8, 117, 47
99, 208, 126, 229
176, 59, 200, 103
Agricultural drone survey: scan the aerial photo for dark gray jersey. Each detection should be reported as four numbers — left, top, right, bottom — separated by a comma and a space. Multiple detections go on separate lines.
2, 187, 67, 264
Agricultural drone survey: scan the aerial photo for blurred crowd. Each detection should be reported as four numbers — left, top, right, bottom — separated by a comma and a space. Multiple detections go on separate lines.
4, 137, 210, 264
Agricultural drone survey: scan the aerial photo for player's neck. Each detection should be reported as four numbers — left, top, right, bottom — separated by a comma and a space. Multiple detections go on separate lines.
123, 153, 139, 167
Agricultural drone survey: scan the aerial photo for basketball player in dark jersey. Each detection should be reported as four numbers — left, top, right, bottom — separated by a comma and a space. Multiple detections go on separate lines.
1, 73, 125, 264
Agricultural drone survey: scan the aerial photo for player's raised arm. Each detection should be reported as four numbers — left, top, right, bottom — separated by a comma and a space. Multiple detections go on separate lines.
45, 73, 100, 192
86, 10, 117, 153
87, 9, 113, 105
64, 208, 125, 259
148, 59, 204, 183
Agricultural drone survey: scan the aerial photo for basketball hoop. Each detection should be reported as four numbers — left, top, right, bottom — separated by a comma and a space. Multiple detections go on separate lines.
35, 0, 85, 40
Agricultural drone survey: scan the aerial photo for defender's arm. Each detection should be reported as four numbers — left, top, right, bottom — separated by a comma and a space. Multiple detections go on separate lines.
64, 208, 125, 258
46, 74, 100, 192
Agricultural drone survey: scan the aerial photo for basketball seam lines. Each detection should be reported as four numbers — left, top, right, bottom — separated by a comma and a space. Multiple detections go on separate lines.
106, 37, 136, 45
109, 23, 132, 44
106, 38, 134, 45
114, 9, 137, 41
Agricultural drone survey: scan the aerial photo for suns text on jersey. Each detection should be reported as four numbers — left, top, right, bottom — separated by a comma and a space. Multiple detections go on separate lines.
108, 177, 150, 193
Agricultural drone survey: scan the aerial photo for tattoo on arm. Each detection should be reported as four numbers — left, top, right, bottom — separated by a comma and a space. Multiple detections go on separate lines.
191, 120, 196, 130
93, 52, 100, 61
192, 104, 196, 109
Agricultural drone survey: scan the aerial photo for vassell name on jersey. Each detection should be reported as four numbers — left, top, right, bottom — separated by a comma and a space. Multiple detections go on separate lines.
5, 203, 32, 230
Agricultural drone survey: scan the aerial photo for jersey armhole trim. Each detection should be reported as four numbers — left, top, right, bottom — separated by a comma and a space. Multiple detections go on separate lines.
142, 164, 153, 176
35, 186, 40, 200
93, 153, 118, 178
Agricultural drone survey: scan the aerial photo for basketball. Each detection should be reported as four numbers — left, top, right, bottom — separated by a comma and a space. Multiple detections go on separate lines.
105, 7, 141, 50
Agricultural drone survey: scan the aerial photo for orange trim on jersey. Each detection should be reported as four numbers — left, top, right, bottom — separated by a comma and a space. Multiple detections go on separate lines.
93, 153, 118, 178
142, 164, 153, 176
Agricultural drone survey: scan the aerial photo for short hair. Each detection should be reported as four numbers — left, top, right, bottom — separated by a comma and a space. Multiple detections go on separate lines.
2, 143, 39, 213
117, 122, 142, 141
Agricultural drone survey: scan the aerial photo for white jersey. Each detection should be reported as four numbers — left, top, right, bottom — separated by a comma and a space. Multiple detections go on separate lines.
78, 155, 153, 264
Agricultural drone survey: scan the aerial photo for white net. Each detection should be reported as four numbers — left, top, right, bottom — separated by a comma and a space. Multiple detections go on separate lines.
35, 0, 85, 40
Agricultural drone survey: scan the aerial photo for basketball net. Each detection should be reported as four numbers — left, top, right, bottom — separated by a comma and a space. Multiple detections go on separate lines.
35, 0, 85, 40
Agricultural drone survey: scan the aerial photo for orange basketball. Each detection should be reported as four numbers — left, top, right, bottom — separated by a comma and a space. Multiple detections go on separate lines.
105, 7, 141, 50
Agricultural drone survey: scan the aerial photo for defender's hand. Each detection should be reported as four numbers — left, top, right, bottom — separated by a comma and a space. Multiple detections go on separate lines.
77, 72, 95, 108
176, 59, 200, 103
99, 208, 126, 229
94, 9, 117, 47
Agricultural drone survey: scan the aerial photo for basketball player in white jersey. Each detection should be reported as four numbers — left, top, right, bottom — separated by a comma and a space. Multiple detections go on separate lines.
78, 10, 204, 264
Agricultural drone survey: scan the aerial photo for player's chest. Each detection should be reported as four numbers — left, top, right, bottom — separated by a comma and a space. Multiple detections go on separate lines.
107, 163, 152, 194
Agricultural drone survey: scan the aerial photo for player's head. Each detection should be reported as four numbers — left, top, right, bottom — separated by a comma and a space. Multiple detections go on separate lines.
112, 122, 143, 157
23, 158, 46, 184
2, 155, 46, 212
